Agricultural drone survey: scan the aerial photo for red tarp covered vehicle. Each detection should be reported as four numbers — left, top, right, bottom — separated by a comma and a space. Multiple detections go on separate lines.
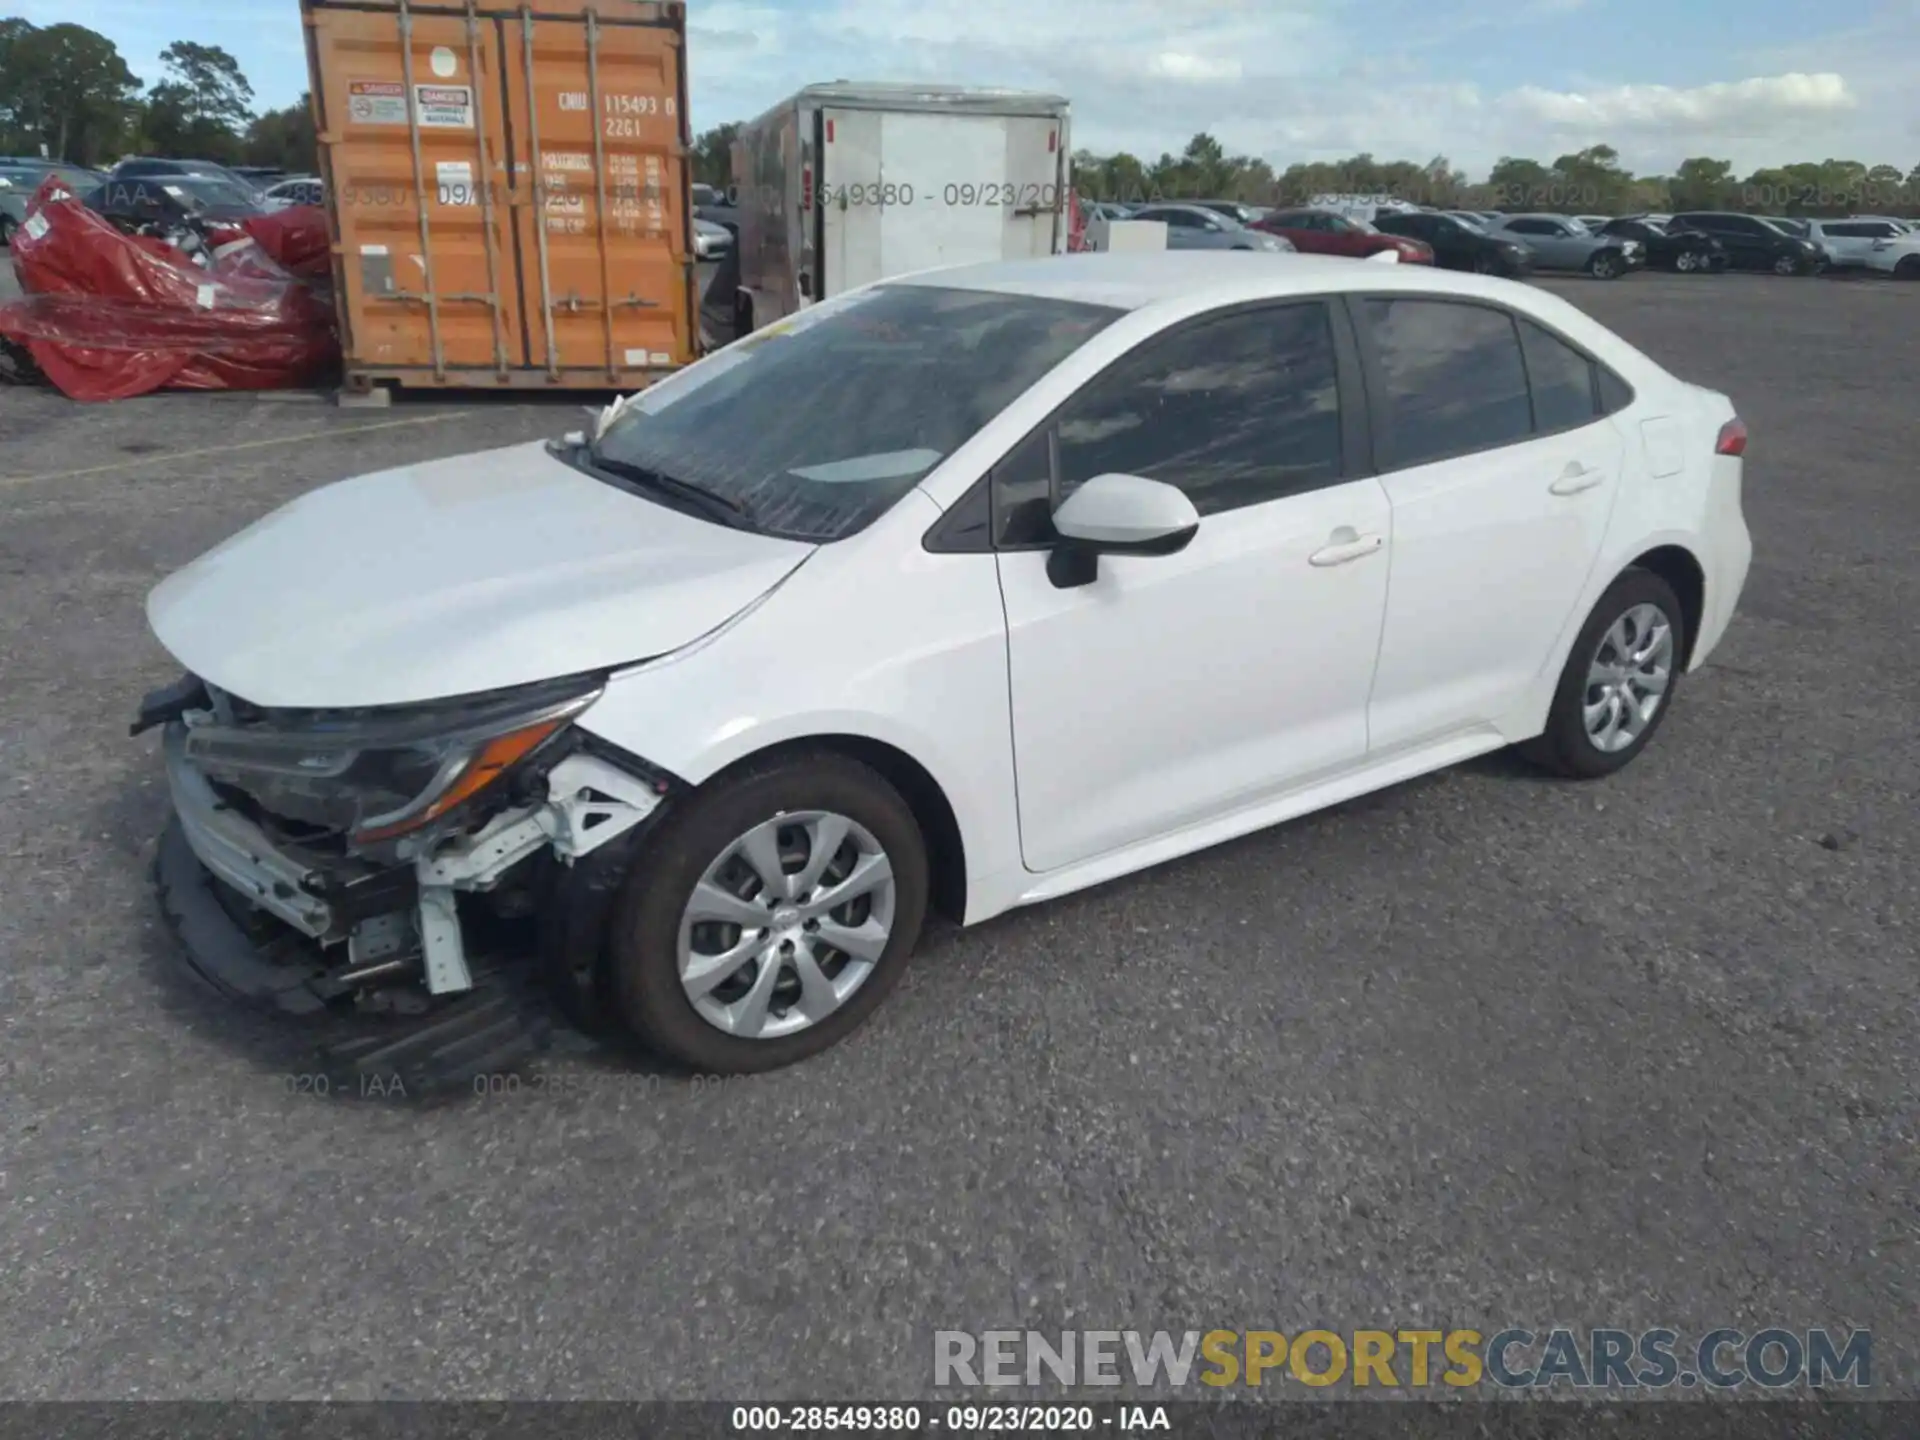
0, 175, 338, 401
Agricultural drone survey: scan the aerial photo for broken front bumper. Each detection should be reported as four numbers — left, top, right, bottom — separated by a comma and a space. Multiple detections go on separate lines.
155, 715, 669, 1022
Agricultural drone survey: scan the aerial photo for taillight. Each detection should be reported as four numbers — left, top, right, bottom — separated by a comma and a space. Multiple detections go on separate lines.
1715, 418, 1747, 457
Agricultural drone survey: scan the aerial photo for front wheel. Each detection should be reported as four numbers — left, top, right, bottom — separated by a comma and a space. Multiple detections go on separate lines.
1519, 569, 1686, 780
1587, 249, 1623, 279
606, 753, 929, 1072
1772, 253, 1800, 276
1472, 252, 1496, 274
1895, 255, 1920, 281
1673, 250, 1698, 273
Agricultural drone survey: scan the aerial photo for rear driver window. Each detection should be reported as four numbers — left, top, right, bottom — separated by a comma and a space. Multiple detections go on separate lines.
1518, 319, 1598, 431
1361, 298, 1531, 469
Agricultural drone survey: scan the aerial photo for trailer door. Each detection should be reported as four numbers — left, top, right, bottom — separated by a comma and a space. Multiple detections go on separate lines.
819, 106, 883, 294
1001, 114, 1067, 257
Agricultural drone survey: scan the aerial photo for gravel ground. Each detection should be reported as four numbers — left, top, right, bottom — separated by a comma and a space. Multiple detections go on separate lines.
0, 261, 1914, 1401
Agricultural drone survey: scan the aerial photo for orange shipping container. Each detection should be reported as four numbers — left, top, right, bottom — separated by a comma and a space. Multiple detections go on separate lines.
302, 0, 696, 393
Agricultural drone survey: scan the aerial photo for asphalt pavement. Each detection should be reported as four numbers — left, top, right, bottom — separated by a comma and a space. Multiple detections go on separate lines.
0, 261, 1915, 1400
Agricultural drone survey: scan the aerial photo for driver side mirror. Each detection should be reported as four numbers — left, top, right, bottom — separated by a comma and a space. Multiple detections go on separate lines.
1047, 473, 1200, 589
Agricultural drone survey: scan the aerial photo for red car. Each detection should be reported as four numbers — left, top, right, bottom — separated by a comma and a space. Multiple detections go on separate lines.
1252, 207, 1434, 263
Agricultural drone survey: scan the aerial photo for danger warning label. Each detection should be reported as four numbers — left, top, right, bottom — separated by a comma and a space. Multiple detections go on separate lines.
413, 84, 474, 128
348, 80, 408, 125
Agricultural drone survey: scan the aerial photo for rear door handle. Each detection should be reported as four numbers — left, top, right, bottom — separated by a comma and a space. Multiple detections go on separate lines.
1308, 530, 1385, 567
1550, 465, 1605, 496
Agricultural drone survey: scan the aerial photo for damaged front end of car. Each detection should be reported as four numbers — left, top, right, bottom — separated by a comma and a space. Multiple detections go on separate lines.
135, 670, 676, 1087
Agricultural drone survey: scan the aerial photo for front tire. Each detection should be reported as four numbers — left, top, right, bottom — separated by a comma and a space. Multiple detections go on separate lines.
606, 752, 929, 1072
1673, 250, 1697, 273
1519, 569, 1686, 780
1773, 253, 1799, 276
1895, 255, 1920, 281
1587, 249, 1623, 279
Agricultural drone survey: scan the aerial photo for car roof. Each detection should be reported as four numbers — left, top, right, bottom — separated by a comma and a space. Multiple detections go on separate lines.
892, 250, 1574, 313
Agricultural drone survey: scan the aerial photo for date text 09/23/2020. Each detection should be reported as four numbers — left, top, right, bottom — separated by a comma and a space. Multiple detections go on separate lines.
729, 1406, 1171, 1432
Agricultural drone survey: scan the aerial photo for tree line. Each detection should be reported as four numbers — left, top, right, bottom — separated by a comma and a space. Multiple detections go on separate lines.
691, 127, 1920, 219
0, 18, 315, 171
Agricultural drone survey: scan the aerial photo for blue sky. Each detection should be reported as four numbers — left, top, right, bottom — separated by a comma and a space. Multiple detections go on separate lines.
15, 0, 1917, 175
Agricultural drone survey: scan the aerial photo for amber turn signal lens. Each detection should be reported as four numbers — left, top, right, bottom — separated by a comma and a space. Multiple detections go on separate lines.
352, 718, 566, 844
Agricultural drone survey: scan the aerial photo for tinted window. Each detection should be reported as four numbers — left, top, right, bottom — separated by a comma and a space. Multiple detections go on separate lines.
595, 284, 1121, 543
1505, 219, 1551, 235
998, 303, 1345, 534
1361, 299, 1532, 469
1518, 320, 1597, 432
1596, 365, 1634, 416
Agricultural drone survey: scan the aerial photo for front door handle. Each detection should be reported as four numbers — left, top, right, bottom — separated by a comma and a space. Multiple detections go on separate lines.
1309, 529, 1385, 567
1550, 464, 1605, 496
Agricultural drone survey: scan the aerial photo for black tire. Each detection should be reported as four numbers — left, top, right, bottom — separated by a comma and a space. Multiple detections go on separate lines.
1587, 249, 1623, 279
605, 752, 929, 1073
1472, 252, 1496, 274
1519, 568, 1687, 780
0, 214, 15, 248
1895, 255, 1920, 281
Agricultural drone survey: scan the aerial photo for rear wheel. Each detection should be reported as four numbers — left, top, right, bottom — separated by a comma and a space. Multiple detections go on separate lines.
0, 214, 15, 248
1519, 568, 1686, 780
606, 753, 929, 1073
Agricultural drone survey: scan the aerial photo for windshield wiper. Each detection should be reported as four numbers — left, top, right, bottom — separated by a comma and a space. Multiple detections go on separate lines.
578, 443, 757, 529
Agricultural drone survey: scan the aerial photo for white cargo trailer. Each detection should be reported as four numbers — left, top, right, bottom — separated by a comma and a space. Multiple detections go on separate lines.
727, 83, 1071, 335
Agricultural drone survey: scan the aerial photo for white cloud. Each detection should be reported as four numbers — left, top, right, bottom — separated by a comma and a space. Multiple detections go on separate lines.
1508, 73, 1856, 132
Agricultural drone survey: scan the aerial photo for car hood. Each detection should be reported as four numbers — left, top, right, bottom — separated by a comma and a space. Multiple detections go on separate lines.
147, 440, 816, 709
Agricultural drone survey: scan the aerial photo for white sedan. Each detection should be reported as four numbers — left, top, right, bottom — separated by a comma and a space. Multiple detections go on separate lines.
139, 252, 1752, 1079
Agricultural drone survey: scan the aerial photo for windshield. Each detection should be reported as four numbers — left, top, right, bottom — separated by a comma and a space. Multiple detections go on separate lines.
591, 284, 1122, 542
1762, 217, 1806, 237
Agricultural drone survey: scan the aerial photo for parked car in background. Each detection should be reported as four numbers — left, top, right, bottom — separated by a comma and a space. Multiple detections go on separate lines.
1803, 218, 1920, 277
109, 157, 266, 199
0, 161, 104, 245
262, 175, 324, 210
1596, 215, 1725, 273
138, 250, 1752, 1074
85, 171, 268, 223
1253, 207, 1433, 263
1192, 200, 1269, 226
693, 216, 733, 260
1129, 203, 1293, 251
1373, 210, 1533, 277
1573, 214, 1611, 230
1668, 212, 1825, 274
1086, 201, 1134, 221
692, 181, 738, 237
1488, 214, 1642, 279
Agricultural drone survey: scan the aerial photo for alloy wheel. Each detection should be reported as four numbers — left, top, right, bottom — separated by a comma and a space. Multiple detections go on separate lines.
1674, 251, 1697, 272
1773, 254, 1797, 276
676, 810, 897, 1039
1591, 252, 1621, 279
1583, 604, 1674, 753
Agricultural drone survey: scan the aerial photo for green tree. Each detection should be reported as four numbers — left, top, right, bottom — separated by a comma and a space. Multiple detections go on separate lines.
1486, 155, 1554, 208
0, 20, 142, 164
244, 95, 316, 172
1551, 144, 1634, 213
690, 121, 739, 189
141, 40, 254, 160
1668, 156, 1734, 210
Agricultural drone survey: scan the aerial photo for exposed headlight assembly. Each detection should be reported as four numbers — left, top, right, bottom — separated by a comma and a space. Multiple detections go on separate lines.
181, 674, 604, 846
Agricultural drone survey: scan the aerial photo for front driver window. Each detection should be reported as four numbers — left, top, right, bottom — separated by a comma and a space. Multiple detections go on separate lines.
993, 304, 1346, 544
